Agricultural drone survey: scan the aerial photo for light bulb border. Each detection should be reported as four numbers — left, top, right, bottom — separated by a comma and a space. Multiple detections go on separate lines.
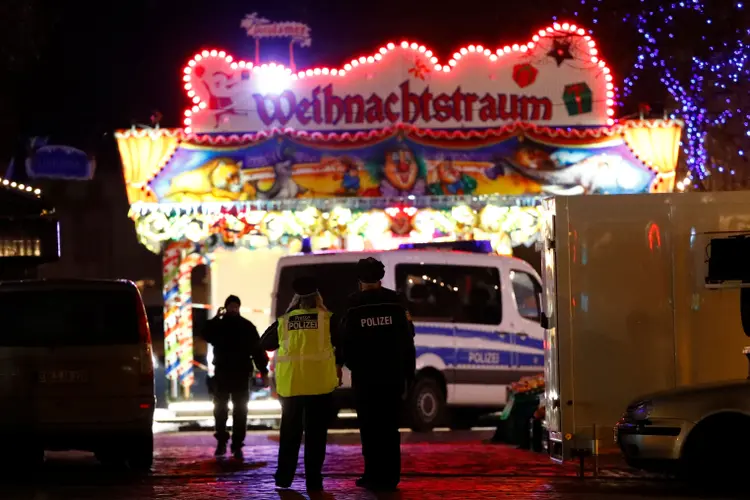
180, 21, 616, 134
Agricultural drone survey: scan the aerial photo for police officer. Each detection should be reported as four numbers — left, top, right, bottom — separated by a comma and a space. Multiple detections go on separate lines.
202, 295, 269, 460
342, 257, 416, 492
260, 277, 343, 493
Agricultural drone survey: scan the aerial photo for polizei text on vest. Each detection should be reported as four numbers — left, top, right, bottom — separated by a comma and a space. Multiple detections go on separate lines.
288, 314, 319, 330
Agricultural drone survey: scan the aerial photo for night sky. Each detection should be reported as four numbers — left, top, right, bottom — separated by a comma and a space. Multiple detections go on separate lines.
4, 0, 742, 172
0, 1, 646, 164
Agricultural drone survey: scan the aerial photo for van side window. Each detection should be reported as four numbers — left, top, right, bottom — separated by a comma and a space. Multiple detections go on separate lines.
454, 266, 502, 325
395, 264, 502, 325
276, 263, 359, 316
510, 270, 542, 322
395, 264, 458, 323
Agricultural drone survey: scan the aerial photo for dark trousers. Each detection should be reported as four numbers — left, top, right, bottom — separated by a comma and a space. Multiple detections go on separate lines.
276, 392, 334, 487
213, 387, 249, 450
354, 383, 403, 487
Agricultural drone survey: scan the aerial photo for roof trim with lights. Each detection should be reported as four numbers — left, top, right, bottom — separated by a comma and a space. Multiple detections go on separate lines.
1, 177, 42, 197
115, 119, 681, 144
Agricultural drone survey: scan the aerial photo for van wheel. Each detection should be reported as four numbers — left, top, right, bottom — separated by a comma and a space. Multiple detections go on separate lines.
126, 431, 154, 472
407, 377, 445, 432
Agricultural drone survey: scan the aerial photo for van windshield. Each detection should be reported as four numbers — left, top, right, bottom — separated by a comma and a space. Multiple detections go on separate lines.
0, 288, 140, 347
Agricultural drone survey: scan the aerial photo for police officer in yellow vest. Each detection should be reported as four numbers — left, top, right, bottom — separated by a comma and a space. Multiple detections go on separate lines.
260, 276, 343, 493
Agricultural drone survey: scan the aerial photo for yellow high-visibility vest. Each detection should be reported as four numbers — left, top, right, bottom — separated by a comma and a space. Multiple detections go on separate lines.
275, 308, 338, 397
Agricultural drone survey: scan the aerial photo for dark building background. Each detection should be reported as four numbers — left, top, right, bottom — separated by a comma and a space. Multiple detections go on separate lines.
1, 143, 162, 299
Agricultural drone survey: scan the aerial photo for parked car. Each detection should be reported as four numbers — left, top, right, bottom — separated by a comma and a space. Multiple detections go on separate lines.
615, 380, 750, 481
0, 279, 155, 471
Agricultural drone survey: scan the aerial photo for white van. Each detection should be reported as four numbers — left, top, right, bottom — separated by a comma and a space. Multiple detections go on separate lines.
270, 246, 544, 431
0, 279, 155, 471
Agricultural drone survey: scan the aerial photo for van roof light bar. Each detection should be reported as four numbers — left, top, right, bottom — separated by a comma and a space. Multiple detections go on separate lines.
397, 240, 493, 254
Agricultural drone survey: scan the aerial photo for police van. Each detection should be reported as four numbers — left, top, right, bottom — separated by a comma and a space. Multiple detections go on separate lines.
270, 242, 544, 431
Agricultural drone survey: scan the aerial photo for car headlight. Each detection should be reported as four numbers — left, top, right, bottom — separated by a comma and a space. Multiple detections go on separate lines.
629, 400, 653, 421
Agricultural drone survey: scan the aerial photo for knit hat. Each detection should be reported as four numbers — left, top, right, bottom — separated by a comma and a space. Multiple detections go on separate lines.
356, 257, 385, 283
224, 295, 241, 307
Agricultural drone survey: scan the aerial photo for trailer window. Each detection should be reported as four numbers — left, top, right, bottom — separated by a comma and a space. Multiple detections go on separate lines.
396, 264, 502, 325
510, 270, 542, 322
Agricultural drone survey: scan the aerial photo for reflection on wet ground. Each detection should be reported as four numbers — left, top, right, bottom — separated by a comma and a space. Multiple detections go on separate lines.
0, 430, 743, 500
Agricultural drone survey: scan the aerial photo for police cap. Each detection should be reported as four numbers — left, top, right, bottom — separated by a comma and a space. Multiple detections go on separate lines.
356, 257, 385, 283
292, 276, 318, 296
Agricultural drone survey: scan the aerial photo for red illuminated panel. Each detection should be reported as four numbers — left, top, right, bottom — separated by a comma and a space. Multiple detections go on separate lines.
181, 22, 615, 134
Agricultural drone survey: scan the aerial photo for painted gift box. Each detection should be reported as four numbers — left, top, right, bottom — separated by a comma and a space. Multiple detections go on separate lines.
512, 63, 538, 88
562, 82, 593, 116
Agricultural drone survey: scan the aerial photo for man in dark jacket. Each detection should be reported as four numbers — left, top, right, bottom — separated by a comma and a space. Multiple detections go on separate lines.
341, 257, 416, 492
203, 295, 269, 460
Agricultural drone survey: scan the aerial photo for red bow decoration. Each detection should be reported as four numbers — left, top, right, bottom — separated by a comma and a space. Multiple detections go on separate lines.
408, 58, 430, 80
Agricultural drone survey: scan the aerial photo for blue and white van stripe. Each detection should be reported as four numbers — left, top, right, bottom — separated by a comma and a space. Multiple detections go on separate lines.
416, 325, 543, 350
414, 324, 544, 385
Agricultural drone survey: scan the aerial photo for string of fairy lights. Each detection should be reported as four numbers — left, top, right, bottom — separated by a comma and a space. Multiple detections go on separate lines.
556, 1, 748, 190
0, 177, 42, 197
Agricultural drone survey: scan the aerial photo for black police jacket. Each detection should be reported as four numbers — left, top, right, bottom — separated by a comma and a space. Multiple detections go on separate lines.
202, 314, 269, 378
341, 287, 416, 388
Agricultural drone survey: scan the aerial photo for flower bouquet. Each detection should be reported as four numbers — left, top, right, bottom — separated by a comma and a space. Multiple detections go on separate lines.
510, 373, 545, 397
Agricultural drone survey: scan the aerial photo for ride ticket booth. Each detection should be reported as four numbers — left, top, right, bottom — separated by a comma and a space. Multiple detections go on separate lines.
115, 21, 681, 414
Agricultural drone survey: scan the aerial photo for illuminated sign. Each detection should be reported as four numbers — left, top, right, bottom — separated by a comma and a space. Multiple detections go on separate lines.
183, 22, 614, 134
240, 12, 312, 70
251, 81, 553, 127
25, 145, 94, 180
240, 12, 311, 46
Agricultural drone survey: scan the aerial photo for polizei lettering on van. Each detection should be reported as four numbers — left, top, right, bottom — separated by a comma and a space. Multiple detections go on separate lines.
361, 316, 393, 327
287, 314, 318, 330
468, 351, 501, 365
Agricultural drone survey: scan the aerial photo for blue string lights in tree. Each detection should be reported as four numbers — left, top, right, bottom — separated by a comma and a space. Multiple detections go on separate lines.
563, 0, 749, 190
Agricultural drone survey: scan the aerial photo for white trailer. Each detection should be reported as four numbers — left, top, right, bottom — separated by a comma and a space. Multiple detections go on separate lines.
541, 192, 750, 462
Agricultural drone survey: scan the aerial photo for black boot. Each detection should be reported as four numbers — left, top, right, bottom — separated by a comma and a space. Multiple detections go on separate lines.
214, 441, 227, 456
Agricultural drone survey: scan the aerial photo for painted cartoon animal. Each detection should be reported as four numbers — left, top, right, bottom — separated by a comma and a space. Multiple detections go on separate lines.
193, 66, 252, 128
164, 157, 246, 202
330, 156, 362, 196
486, 149, 654, 195
428, 159, 477, 195
253, 148, 308, 200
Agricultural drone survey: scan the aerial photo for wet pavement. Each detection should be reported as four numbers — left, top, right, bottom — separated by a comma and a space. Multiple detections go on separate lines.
0, 429, 742, 499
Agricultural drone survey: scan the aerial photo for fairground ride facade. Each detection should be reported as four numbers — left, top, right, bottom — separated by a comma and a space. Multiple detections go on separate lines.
115, 22, 682, 401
